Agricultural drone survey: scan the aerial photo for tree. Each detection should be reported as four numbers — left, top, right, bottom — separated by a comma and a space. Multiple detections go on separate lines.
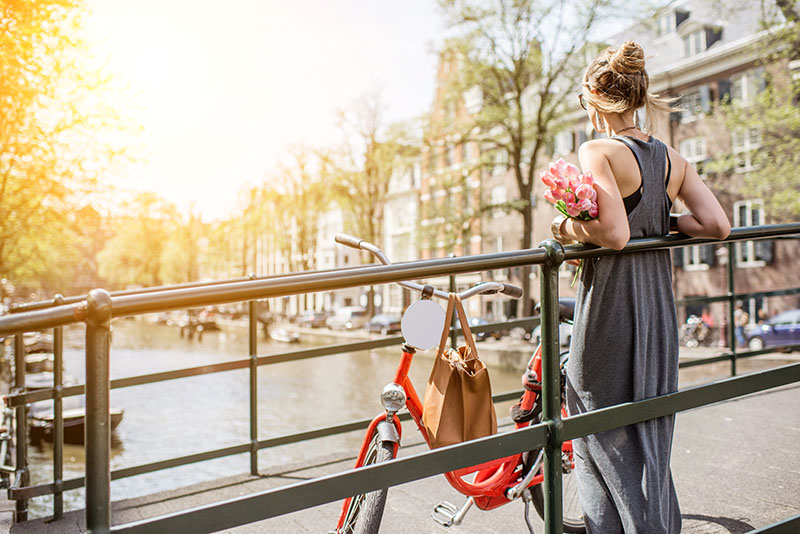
273, 147, 328, 274
161, 209, 204, 284
435, 0, 631, 315
97, 193, 176, 289
711, 1, 800, 222
0, 1, 134, 295
323, 91, 420, 315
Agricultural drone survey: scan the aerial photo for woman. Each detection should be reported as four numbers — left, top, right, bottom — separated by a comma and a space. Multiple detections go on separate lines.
551, 41, 730, 533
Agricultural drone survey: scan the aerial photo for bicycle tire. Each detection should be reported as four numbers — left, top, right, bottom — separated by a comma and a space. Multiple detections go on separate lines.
530, 352, 586, 533
530, 458, 585, 533
339, 433, 395, 534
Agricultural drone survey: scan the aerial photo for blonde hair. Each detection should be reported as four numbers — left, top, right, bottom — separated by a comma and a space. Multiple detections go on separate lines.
582, 41, 673, 132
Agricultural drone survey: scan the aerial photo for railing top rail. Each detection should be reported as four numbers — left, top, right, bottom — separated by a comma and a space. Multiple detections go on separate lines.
8, 265, 359, 315
0, 223, 797, 337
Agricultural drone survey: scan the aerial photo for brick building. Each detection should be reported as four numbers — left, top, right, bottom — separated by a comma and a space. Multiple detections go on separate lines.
417, 0, 799, 330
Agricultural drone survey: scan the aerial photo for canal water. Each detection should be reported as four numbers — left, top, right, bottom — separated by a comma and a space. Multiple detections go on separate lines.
25, 319, 795, 518
26, 318, 526, 518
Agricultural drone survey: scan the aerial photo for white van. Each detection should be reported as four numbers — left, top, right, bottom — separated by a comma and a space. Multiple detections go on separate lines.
325, 306, 369, 330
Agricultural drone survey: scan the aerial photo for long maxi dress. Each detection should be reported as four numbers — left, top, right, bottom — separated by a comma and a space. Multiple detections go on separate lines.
565, 135, 682, 533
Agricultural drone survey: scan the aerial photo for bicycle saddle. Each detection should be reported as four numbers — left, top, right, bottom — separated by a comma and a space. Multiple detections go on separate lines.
534, 297, 575, 322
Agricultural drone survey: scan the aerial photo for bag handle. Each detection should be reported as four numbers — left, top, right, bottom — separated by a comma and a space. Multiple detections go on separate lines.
436, 293, 457, 360
453, 294, 479, 361
435, 293, 480, 362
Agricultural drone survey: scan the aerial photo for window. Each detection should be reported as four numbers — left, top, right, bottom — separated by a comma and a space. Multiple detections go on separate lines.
679, 137, 707, 176
683, 244, 715, 271
554, 131, 574, 156
732, 128, 761, 172
733, 199, 765, 266
493, 236, 508, 280
464, 142, 478, 163
490, 185, 507, 218
683, 30, 705, 57
656, 12, 674, 38
425, 147, 437, 173
679, 86, 710, 121
730, 68, 765, 105
492, 150, 508, 175
444, 144, 455, 168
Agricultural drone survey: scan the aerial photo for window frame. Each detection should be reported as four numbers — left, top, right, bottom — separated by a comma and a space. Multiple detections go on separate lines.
732, 127, 761, 173
733, 199, 766, 267
679, 136, 707, 177
683, 30, 706, 57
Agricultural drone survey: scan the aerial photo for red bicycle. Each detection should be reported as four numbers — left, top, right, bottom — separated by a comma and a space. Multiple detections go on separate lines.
332, 234, 584, 534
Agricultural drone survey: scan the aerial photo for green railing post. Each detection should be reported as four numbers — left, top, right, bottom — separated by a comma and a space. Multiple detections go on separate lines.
85, 289, 112, 534
727, 242, 737, 376
13, 333, 28, 523
53, 294, 65, 519
248, 274, 259, 476
539, 239, 565, 534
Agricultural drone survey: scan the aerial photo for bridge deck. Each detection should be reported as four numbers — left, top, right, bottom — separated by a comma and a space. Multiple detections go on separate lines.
3, 372, 798, 534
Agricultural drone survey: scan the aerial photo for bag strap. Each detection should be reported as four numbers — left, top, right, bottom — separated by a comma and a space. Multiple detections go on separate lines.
453, 294, 479, 361
436, 293, 457, 360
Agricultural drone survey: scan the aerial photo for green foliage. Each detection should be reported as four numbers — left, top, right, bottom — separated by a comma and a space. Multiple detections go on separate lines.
97, 193, 177, 289
0, 0, 134, 296
711, 10, 800, 222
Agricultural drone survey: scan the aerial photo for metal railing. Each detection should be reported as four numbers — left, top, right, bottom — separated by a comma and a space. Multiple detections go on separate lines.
0, 223, 798, 534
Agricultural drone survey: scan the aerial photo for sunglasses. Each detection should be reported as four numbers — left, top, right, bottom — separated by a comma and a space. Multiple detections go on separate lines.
578, 93, 588, 110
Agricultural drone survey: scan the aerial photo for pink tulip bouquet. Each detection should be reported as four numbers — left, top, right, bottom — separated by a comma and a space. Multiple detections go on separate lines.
541, 158, 598, 285
541, 158, 598, 221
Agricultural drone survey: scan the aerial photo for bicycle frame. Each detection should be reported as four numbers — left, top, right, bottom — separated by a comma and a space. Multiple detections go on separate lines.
334, 340, 574, 529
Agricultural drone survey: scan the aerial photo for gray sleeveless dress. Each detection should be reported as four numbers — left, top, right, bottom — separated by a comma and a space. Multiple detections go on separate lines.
565, 135, 681, 533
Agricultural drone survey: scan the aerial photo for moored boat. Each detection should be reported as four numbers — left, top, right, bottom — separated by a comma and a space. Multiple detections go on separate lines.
30, 408, 124, 444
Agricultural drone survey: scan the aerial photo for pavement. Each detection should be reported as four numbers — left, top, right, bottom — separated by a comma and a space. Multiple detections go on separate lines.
1, 364, 798, 534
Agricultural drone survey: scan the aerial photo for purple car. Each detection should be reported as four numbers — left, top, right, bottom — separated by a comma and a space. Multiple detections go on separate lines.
746, 309, 800, 351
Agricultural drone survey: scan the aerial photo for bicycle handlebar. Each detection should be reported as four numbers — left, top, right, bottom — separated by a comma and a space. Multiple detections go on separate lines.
334, 233, 522, 302
334, 233, 363, 249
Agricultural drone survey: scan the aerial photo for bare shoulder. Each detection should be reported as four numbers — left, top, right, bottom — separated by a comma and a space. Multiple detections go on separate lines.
578, 138, 627, 161
664, 143, 688, 169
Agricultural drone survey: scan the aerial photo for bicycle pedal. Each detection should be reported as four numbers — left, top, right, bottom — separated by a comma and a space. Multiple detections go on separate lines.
432, 501, 459, 527
432, 497, 474, 527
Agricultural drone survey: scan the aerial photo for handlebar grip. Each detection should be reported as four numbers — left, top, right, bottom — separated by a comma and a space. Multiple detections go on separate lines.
500, 283, 523, 299
335, 233, 363, 249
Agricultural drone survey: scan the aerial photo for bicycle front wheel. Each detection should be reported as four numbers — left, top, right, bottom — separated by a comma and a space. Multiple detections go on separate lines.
530, 456, 585, 533
339, 433, 395, 534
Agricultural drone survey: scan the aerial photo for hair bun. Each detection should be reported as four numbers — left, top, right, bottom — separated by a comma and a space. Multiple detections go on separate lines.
609, 41, 645, 75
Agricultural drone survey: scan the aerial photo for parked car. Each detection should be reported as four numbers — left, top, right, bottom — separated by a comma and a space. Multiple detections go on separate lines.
468, 317, 506, 341
366, 314, 402, 335
746, 308, 800, 351
326, 307, 369, 331
297, 310, 330, 328
530, 323, 573, 349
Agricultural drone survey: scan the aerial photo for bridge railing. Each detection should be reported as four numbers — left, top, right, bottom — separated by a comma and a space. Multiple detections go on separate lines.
1, 223, 799, 534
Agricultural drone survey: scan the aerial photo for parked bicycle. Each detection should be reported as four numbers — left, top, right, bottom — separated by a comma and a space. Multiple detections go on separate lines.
679, 314, 717, 348
331, 234, 584, 534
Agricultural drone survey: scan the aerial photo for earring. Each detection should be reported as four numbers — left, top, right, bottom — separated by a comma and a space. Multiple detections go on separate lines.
634, 110, 639, 128
595, 112, 606, 133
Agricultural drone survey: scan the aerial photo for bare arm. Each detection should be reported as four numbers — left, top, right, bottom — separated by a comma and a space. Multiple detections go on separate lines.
674, 157, 731, 239
559, 142, 630, 250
